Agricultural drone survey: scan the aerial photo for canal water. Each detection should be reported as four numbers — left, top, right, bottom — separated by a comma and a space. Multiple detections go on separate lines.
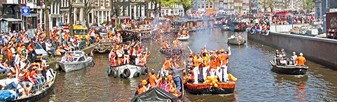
40, 29, 337, 102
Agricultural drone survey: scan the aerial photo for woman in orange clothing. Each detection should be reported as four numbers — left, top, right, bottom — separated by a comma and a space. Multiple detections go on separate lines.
161, 57, 171, 76
137, 80, 148, 95
209, 56, 218, 77
148, 70, 158, 88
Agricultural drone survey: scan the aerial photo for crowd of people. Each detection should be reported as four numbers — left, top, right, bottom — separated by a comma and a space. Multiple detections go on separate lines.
183, 46, 232, 84
274, 48, 307, 66
109, 41, 149, 67
272, 15, 315, 25
137, 57, 184, 97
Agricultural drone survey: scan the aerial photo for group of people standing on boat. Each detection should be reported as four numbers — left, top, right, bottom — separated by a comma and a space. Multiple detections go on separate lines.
274, 49, 307, 66
109, 41, 149, 67
183, 46, 232, 84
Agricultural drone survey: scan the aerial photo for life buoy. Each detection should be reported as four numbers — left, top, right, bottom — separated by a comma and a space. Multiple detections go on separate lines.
133, 72, 140, 77
122, 68, 131, 78
142, 68, 148, 75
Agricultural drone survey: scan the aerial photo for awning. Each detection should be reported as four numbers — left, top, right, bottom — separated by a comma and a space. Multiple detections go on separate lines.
3, 18, 22, 22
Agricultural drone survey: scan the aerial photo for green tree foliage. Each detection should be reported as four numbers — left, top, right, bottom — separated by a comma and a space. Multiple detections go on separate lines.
161, 0, 179, 8
179, 0, 192, 15
306, 0, 315, 12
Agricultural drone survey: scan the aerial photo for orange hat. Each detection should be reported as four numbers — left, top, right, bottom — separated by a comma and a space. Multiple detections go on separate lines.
141, 80, 147, 85
32, 66, 38, 69
6, 73, 12, 77
220, 48, 225, 52
169, 88, 176, 93
167, 75, 173, 81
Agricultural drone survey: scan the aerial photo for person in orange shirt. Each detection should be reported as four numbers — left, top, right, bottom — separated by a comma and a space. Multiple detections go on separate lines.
218, 47, 231, 82
161, 41, 170, 49
296, 53, 306, 66
202, 52, 210, 81
209, 56, 218, 77
161, 57, 172, 76
148, 70, 158, 88
137, 80, 148, 95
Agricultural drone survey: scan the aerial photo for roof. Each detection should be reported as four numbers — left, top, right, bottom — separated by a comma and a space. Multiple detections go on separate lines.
1, 18, 22, 22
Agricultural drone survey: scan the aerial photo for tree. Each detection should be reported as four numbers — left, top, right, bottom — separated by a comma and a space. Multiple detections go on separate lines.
84, 0, 94, 27
261, 0, 273, 12
44, 0, 53, 39
179, 0, 192, 17
161, 0, 178, 8
69, 0, 74, 35
111, 0, 121, 24
306, 0, 315, 12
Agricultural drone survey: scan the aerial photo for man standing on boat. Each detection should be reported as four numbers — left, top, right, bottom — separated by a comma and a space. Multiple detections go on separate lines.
218, 47, 231, 82
170, 65, 185, 92
296, 53, 306, 66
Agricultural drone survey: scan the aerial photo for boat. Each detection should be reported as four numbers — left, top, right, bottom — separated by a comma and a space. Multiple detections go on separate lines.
160, 48, 182, 56
177, 34, 190, 41
0, 69, 57, 102
270, 60, 308, 75
227, 35, 246, 45
131, 87, 183, 102
221, 25, 231, 31
184, 81, 236, 95
132, 77, 185, 102
107, 64, 148, 78
228, 21, 248, 32
58, 51, 94, 72
184, 74, 237, 95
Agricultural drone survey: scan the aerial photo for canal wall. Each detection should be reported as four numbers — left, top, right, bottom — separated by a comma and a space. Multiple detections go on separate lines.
248, 32, 337, 69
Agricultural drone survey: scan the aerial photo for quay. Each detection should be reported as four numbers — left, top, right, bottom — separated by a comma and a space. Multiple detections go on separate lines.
248, 32, 337, 69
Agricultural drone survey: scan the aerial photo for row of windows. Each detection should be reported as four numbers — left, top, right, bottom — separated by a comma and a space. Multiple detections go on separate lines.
161, 10, 183, 14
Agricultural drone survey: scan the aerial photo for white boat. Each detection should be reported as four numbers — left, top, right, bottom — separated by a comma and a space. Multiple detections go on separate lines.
228, 35, 246, 45
177, 34, 190, 41
107, 64, 148, 78
59, 51, 94, 72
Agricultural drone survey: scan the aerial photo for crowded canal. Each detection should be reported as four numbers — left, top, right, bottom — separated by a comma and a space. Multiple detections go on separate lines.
38, 29, 337, 102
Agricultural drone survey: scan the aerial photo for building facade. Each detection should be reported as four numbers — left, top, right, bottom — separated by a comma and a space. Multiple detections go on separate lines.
0, 0, 22, 32
314, 0, 337, 31
59, 0, 157, 26
161, 4, 184, 16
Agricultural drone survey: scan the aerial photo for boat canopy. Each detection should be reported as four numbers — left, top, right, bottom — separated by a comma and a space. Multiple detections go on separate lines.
131, 88, 180, 102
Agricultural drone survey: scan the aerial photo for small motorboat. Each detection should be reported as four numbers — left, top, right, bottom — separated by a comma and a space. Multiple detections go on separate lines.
177, 34, 190, 41
0, 69, 57, 102
184, 74, 237, 95
270, 60, 308, 75
221, 25, 230, 31
228, 35, 246, 45
107, 64, 148, 78
58, 51, 94, 72
132, 77, 185, 102
160, 48, 182, 56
